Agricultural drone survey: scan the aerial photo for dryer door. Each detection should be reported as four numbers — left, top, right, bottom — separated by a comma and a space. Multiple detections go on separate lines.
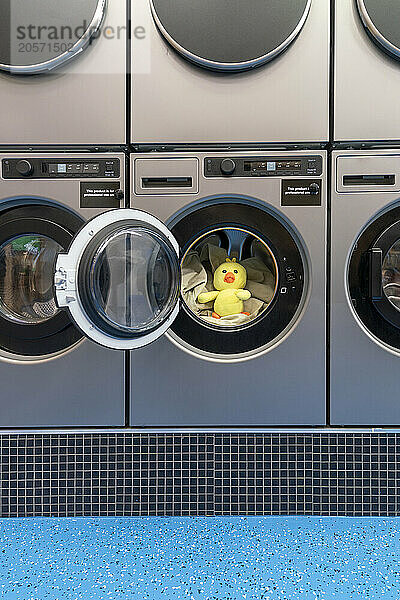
357, 0, 400, 61
348, 205, 400, 351
151, 0, 311, 72
55, 209, 181, 350
0, 0, 106, 74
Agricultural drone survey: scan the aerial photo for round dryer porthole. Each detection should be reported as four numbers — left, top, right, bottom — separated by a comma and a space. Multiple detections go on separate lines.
0, 0, 106, 74
167, 199, 308, 362
347, 203, 400, 354
150, 0, 312, 72
357, 0, 400, 60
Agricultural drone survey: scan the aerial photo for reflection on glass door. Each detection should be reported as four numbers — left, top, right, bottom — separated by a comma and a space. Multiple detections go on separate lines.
382, 239, 400, 311
0, 234, 62, 324
82, 225, 180, 336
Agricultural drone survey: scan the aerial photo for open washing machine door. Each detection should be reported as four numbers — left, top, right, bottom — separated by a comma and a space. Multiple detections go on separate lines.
54, 209, 181, 351
150, 0, 312, 72
356, 0, 400, 61
0, 0, 106, 74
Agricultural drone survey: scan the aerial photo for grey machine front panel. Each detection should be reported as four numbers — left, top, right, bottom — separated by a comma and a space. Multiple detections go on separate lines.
331, 150, 400, 425
0, 341, 124, 428
131, 0, 330, 144
0, 0, 126, 144
335, 0, 400, 142
130, 151, 327, 426
0, 153, 126, 427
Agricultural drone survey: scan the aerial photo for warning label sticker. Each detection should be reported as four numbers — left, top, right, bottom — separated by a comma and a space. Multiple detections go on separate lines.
80, 182, 122, 209
281, 180, 322, 207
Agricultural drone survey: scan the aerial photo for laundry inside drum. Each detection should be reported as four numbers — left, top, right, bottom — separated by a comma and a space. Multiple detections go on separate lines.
0, 234, 62, 324
181, 227, 278, 328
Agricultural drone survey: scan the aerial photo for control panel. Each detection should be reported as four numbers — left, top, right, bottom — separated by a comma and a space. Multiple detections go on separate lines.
2, 158, 121, 179
204, 156, 323, 178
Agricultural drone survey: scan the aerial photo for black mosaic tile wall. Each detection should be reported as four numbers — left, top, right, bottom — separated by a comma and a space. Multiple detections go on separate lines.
1, 433, 399, 518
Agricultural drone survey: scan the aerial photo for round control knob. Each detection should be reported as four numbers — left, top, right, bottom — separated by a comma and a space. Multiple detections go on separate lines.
16, 160, 33, 177
309, 183, 320, 195
114, 189, 124, 202
220, 159, 236, 176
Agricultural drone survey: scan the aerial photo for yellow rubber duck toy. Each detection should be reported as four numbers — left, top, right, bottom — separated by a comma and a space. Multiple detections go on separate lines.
197, 258, 252, 319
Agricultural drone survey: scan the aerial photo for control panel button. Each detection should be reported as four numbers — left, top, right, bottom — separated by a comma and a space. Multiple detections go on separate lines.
285, 266, 297, 282
220, 158, 236, 176
67, 163, 83, 174
309, 183, 320, 195
16, 160, 33, 177
83, 163, 100, 174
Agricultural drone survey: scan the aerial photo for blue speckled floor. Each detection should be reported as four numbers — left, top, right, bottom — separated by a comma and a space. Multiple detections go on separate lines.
0, 517, 400, 599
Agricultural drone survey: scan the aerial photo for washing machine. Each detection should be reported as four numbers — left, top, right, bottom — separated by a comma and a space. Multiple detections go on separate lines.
131, 0, 330, 145
54, 151, 326, 426
335, 0, 400, 142
0, 0, 126, 145
0, 152, 126, 427
331, 149, 400, 425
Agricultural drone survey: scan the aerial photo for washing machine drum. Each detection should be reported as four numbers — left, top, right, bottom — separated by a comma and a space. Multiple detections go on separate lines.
348, 205, 400, 351
151, 0, 311, 72
0, 202, 84, 358
55, 204, 306, 361
357, 0, 400, 61
0, 0, 106, 74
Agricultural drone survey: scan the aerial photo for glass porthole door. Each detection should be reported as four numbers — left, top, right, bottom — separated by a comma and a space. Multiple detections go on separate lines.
0, 0, 106, 74
357, 0, 400, 61
54, 209, 181, 350
368, 221, 400, 330
150, 0, 311, 72
0, 202, 85, 358
348, 207, 400, 352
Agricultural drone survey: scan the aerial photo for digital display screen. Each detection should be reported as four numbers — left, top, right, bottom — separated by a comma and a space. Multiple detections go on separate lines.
57, 164, 67, 173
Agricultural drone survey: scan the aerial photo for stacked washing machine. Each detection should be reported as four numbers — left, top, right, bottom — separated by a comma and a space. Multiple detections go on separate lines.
124, 0, 331, 426
0, 0, 127, 427
0, 0, 332, 429
332, 1, 400, 425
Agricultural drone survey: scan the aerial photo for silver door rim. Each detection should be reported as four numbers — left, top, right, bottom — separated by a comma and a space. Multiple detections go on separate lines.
0, 0, 107, 74
150, 0, 312, 72
55, 209, 181, 351
357, 0, 400, 59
